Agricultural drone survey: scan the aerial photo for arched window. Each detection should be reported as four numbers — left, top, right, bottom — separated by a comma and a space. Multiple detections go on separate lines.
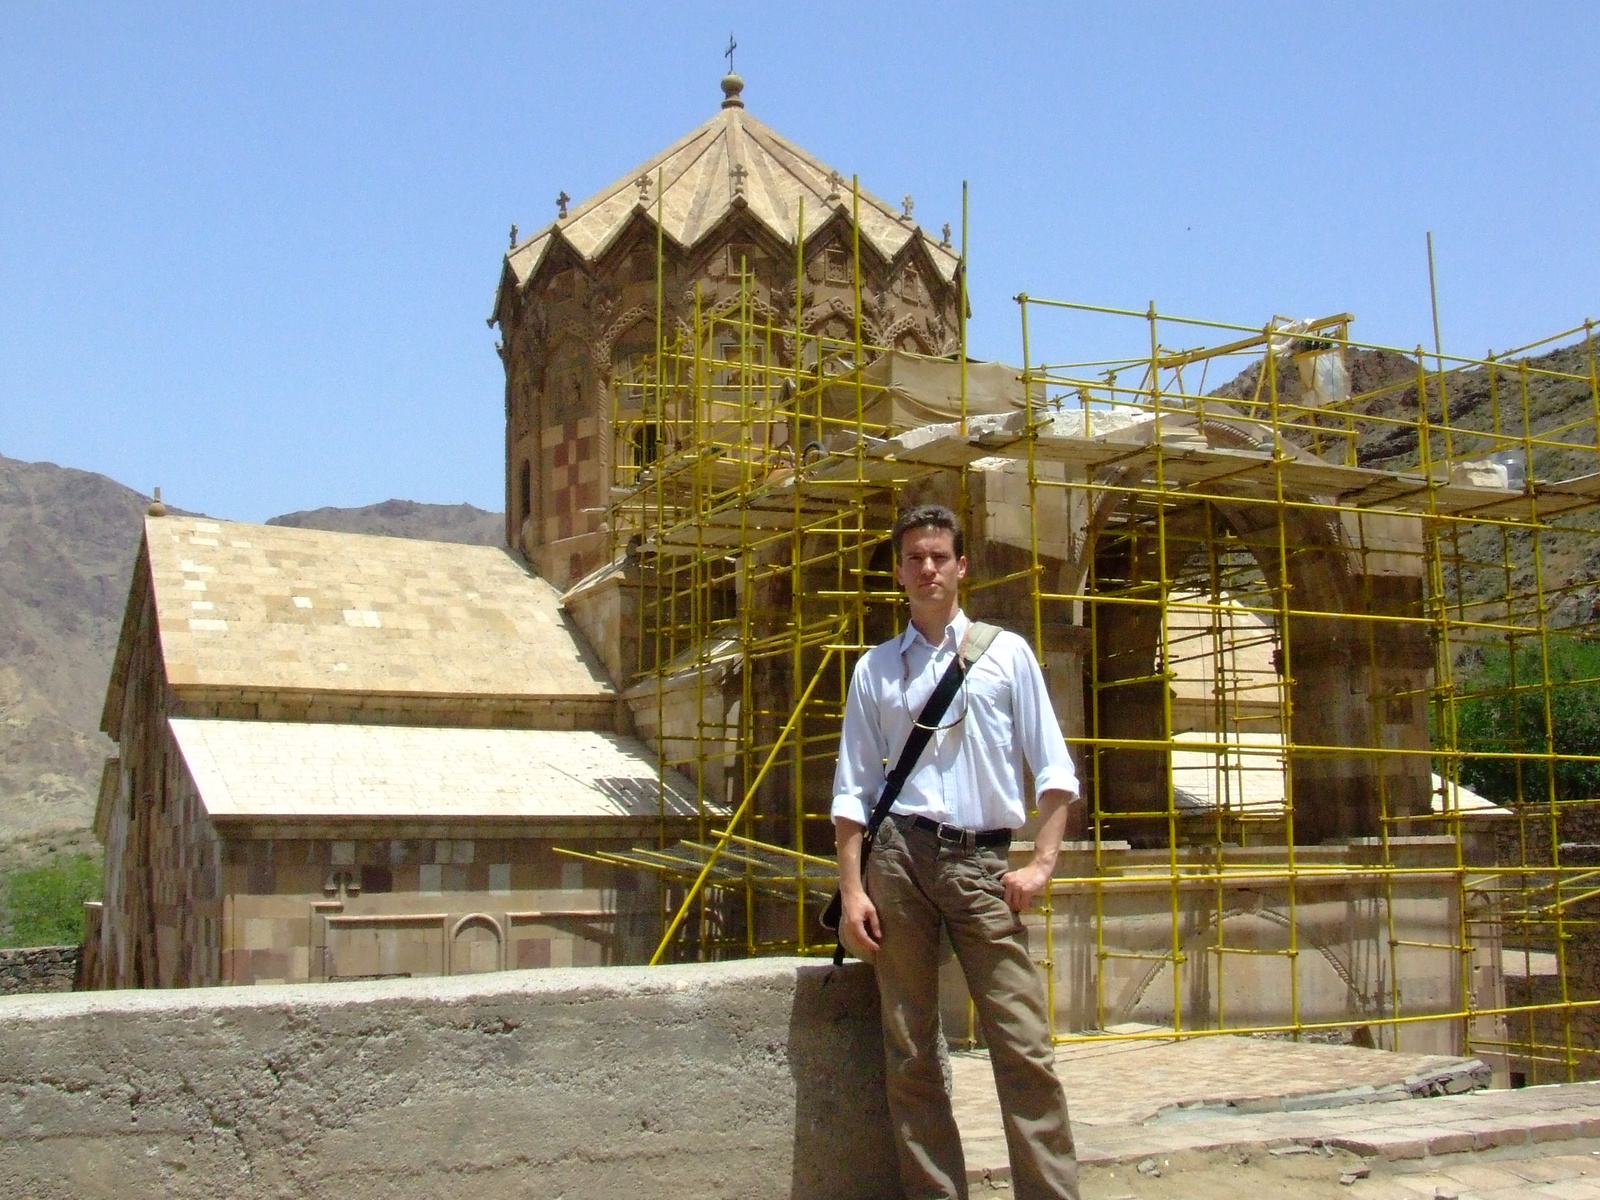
630, 425, 659, 469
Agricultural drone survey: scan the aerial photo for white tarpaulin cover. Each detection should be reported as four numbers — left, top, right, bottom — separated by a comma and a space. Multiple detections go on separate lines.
821, 351, 1045, 431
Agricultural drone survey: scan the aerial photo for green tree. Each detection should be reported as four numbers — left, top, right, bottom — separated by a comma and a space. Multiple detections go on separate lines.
1451, 637, 1600, 806
3, 855, 101, 947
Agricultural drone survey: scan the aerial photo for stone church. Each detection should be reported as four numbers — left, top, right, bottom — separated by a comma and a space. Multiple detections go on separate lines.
87, 73, 960, 988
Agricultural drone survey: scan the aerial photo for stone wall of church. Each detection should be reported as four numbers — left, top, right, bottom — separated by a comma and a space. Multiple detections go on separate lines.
94, 558, 225, 990
92, 543, 675, 991
217, 829, 671, 985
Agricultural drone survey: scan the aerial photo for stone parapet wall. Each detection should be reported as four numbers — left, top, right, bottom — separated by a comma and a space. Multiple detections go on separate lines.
0, 958, 895, 1200
0, 946, 79, 995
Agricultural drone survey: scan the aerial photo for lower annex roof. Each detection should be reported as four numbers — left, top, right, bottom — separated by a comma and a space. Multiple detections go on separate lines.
169, 719, 704, 822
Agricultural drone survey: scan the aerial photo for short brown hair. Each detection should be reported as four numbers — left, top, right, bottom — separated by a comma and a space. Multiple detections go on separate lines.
892, 503, 964, 558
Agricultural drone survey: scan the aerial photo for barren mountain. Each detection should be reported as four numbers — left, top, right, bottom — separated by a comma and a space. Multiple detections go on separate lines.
1209, 336, 1599, 477
267, 498, 503, 545
0, 455, 150, 839
0, 457, 504, 841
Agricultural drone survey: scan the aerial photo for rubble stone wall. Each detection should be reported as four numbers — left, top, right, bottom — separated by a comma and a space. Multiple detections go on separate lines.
0, 946, 79, 995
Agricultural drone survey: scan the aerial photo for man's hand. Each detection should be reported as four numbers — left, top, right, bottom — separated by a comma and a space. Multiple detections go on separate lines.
841, 888, 881, 956
834, 816, 882, 959
1001, 858, 1053, 913
1000, 788, 1084, 912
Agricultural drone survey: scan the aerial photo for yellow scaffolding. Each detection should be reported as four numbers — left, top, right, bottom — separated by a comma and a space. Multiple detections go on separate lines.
1011, 298, 1600, 1078
557, 185, 1600, 1079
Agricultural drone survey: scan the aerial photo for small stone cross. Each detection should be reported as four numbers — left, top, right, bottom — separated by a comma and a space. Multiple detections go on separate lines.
729, 162, 748, 195
636, 173, 653, 201
901, 194, 915, 221
941, 222, 952, 247
509, 223, 518, 248
556, 191, 570, 219
826, 171, 843, 203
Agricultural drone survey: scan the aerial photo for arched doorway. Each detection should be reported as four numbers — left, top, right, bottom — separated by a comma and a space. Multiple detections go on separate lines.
450, 914, 504, 975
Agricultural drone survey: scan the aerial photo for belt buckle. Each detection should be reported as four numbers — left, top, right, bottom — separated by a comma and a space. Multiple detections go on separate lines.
938, 823, 975, 851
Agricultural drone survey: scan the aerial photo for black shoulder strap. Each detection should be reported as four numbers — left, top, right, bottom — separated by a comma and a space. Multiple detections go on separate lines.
861, 620, 1004, 843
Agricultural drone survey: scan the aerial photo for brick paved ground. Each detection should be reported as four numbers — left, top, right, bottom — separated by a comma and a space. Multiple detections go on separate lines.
951, 1036, 1600, 1197
1059, 1142, 1600, 1199
952, 1034, 1473, 1131
1344, 1145, 1600, 1200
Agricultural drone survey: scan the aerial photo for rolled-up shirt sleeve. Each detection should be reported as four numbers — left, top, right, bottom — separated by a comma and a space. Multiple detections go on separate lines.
1009, 638, 1079, 803
831, 654, 889, 827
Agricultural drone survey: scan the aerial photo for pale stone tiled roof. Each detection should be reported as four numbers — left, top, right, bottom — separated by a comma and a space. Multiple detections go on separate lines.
504, 79, 959, 290
1165, 593, 1278, 704
1169, 732, 1508, 816
145, 515, 611, 698
170, 719, 705, 820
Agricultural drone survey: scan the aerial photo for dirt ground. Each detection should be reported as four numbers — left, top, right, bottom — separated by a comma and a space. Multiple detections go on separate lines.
1067, 1146, 1375, 1200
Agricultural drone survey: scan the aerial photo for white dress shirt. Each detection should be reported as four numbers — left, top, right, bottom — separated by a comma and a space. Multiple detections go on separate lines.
831, 610, 1079, 831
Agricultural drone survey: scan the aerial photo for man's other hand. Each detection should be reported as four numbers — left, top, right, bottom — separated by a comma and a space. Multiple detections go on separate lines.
1001, 860, 1053, 913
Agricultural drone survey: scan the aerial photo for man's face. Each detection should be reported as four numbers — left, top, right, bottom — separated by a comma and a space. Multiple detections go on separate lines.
896, 526, 967, 610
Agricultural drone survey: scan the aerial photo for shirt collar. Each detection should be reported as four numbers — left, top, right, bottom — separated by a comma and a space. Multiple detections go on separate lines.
898, 608, 969, 656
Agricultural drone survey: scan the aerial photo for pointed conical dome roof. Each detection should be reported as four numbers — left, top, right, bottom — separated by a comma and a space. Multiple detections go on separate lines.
502, 77, 959, 293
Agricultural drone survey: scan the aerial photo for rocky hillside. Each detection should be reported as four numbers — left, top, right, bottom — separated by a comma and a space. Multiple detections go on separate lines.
0, 457, 503, 842
1210, 335, 1600, 624
268, 499, 504, 546
0, 456, 152, 840
1210, 336, 1599, 477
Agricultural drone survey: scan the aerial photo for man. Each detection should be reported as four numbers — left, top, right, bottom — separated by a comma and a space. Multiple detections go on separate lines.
832, 503, 1084, 1200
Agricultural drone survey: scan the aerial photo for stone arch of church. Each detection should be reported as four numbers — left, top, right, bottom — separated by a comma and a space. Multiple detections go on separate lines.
598, 307, 660, 367
1068, 413, 1430, 846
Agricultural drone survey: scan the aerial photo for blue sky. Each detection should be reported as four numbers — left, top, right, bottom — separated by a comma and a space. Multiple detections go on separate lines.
2, 3, 1596, 522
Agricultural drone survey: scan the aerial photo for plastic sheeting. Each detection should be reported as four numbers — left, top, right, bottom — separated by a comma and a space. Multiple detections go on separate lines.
1269, 317, 1351, 408
819, 351, 1046, 432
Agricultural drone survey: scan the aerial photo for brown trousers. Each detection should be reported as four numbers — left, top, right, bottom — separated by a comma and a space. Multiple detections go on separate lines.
867, 815, 1079, 1200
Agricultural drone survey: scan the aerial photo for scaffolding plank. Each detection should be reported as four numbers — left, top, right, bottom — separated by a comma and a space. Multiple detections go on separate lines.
802, 454, 921, 485
594, 838, 838, 904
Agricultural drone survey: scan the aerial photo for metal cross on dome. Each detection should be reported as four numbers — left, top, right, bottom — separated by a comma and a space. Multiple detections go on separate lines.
725, 33, 737, 73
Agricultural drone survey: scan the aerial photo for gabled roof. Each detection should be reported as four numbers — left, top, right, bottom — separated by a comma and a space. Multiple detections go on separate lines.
168, 720, 704, 822
101, 516, 613, 733
500, 76, 960, 301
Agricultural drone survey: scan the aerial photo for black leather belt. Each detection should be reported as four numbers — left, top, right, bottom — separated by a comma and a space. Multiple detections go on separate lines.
899, 812, 1011, 849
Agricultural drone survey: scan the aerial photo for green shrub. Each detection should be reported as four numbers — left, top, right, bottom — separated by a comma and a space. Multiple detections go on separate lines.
3, 855, 101, 947
1452, 638, 1600, 806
